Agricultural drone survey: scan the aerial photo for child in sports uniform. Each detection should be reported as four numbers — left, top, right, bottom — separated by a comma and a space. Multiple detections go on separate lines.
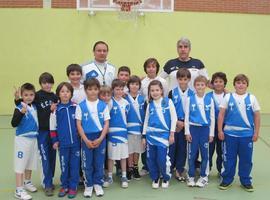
12, 83, 39, 200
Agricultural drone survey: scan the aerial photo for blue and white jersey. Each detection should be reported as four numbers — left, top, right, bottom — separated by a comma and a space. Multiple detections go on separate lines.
16, 104, 38, 138
171, 86, 194, 121
108, 97, 129, 143
75, 99, 110, 134
185, 94, 215, 137
220, 93, 260, 137
50, 102, 79, 147
81, 60, 116, 86
143, 97, 177, 148
206, 91, 225, 119
125, 93, 145, 135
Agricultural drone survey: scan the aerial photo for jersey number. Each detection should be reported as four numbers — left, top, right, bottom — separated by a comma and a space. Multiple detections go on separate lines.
18, 151, 23, 159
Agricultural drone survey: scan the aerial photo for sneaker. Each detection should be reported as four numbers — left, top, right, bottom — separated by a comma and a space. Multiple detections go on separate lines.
133, 167, 141, 180
44, 187, 54, 196
84, 187, 93, 198
121, 177, 129, 188
94, 184, 104, 197
15, 189, 32, 200
242, 184, 254, 192
24, 181, 37, 193
195, 177, 208, 188
68, 189, 77, 199
219, 182, 232, 190
161, 180, 169, 188
176, 170, 186, 182
103, 177, 113, 188
58, 188, 68, 197
187, 177, 195, 187
152, 179, 160, 189
140, 169, 149, 176
127, 169, 133, 181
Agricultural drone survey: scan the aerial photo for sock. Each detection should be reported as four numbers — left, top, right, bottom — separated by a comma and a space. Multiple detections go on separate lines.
122, 171, 127, 178
108, 172, 113, 178
16, 186, 23, 192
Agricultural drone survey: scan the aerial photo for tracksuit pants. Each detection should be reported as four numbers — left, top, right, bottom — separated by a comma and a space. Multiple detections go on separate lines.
209, 125, 222, 173
82, 132, 106, 187
221, 134, 253, 185
59, 145, 80, 190
168, 129, 187, 174
147, 143, 171, 181
187, 125, 209, 178
37, 130, 56, 189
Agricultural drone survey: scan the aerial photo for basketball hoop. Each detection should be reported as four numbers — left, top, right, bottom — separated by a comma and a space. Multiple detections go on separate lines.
113, 0, 142, 20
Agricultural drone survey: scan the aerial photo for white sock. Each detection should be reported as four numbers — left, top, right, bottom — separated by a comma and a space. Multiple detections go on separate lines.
16, 186, 23, 191
122, 171, 127, 178
108, 172, 113, 178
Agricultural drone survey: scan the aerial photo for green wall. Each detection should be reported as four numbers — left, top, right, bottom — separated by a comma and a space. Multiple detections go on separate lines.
0, 9, 270, 114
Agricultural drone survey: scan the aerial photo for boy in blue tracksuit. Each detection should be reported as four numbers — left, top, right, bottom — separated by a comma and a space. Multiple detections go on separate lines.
142, 80, 177, 189
76, 78, 110, 198
168, 68, 194, 182
185, 75, 215, 188
206, 72, 227, 174
218, 74, 260, 192
50, 82, 80, 199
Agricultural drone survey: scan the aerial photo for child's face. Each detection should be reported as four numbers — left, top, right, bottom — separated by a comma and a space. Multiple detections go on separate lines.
234, 80, 248, 95
99, 92, 112, 103
113, 86, 124, 98
129, 82, 140, 94
194, 81, 207, 94
146, 62, 157, 78
59, 85, 72, 103
150, 85, 163, 100
177, 77, 190, 90
22, 90, 35, 104
68, 71, 82, 84
86, 86, 99, 100
118, 71, 130, 83
41, 82, 53, 93
213, 77, 225, 92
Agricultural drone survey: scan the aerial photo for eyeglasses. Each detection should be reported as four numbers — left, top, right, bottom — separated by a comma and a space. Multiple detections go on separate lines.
178, 45, 189, 48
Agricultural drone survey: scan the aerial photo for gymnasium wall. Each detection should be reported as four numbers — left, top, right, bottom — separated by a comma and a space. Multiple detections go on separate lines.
0, 9, 270, 114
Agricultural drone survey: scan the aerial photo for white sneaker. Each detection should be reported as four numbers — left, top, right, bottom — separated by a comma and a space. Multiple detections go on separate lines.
139, 169, 149, 176
195, 177, 208, 188
152, 179, 160, 189
121, 177, 128, 188
187, 177, 195, 187
84, 187, 93, 198
15, 189, 32, 200
103, 176, 113, 188
94, 184, 104, 197
24, 181, 37, 193
161, 181, 169, 188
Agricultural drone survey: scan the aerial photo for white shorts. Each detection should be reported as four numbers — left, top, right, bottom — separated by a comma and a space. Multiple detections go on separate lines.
14, 136, 39, 173
128, 134, 144, 154
107, 142, 129, 160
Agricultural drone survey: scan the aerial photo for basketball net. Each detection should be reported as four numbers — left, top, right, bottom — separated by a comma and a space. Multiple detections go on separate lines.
113, 0, 142, 20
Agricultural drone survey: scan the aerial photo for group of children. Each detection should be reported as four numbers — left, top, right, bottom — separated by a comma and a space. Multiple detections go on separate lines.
11, 59, 261, 200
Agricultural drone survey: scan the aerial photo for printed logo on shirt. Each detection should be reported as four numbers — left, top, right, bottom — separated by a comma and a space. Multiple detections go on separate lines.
246, 104, 252, 111
229, 102, 234, 111
173, 95, 179, 104
113, 106, 118, 114
191, 104, 196, 111
205, 104, 211, 111
99, 112, 104, 119
170, 66, 179, 71
86, 70, 99, 79
40, 100, 53, 109
150, 108, 155, 115
83, 113, 89, 120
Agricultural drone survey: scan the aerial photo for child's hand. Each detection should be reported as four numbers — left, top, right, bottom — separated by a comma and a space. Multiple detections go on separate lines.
209, 136, 214, 143
92, 138, 102, 147
14, 86, 21, 100
185, 134, 192, 143
86, 140, 94, 149
253, 133, 259, 142
218, 131, 225, 141
169, 133, 175, 145
50, 102, 58, 112
53, 142, 59, 150
20, 102, 27, 114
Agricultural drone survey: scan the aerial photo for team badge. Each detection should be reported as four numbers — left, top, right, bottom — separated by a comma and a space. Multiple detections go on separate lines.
86, 70, 99, 79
